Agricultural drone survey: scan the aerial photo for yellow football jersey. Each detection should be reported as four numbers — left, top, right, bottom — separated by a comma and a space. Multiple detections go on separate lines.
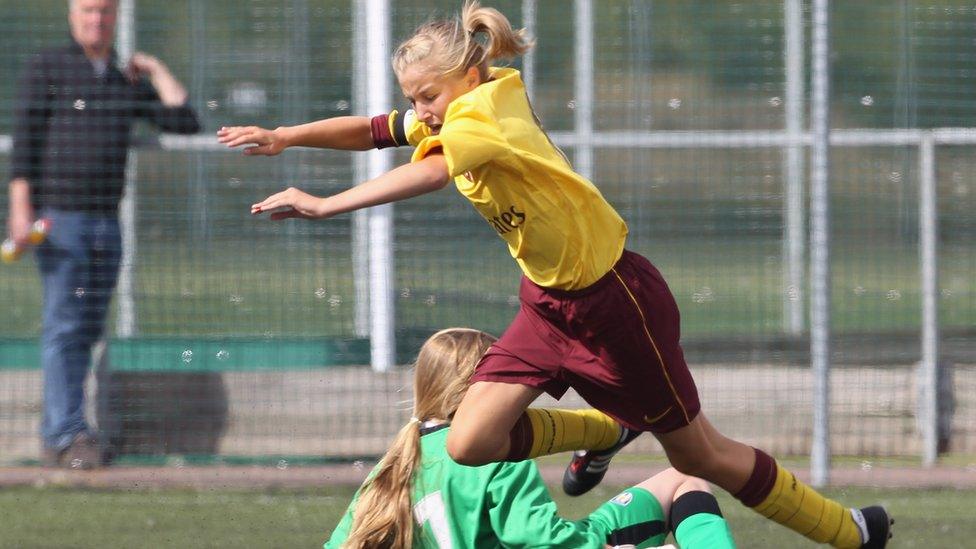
391, 68, 627, 290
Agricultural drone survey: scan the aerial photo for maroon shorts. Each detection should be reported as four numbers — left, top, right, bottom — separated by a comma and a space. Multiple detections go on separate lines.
471, 250, 700, 433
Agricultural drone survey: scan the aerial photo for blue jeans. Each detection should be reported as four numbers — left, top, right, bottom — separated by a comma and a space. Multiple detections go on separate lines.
36, 209, 121, 451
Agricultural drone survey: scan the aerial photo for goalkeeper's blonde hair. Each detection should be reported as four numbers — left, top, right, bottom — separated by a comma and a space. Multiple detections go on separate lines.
392, 1, 533, 82
342, 328, 495, 549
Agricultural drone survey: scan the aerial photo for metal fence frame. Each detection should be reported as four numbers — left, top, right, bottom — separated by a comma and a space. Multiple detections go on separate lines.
0, 0, 971, 479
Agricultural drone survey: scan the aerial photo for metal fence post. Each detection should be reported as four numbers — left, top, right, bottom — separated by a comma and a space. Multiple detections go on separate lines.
365, 0, 395, 372
918, 133, 940, 466
809, 0, 832, 488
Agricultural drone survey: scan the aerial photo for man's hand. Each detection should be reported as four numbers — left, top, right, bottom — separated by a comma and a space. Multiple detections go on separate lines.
125, 52, 164, 82
126, 52, 188, 107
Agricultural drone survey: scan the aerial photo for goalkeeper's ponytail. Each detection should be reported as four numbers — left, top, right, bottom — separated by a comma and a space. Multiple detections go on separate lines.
343, 328, 495, 548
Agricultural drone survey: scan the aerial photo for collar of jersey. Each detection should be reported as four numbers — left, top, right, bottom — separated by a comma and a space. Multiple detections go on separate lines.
419, 422, 450, 436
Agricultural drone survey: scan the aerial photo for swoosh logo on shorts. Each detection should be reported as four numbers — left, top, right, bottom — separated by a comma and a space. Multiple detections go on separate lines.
644, 406, 673, 425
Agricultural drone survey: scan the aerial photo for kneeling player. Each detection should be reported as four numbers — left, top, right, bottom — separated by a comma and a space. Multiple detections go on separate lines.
325, 328, 733, 548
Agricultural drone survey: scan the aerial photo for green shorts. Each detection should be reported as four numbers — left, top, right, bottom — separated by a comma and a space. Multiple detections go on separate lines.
582, 487, 668, 549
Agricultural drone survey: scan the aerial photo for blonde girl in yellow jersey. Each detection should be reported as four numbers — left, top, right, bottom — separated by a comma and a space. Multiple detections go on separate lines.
218, 3, 890, 548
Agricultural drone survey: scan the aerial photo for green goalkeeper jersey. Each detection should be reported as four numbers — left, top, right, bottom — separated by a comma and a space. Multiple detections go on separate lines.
325, 425, 619, 548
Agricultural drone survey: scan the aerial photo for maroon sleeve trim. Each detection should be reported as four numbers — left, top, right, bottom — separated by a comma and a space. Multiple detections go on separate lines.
370, 113, 397, 149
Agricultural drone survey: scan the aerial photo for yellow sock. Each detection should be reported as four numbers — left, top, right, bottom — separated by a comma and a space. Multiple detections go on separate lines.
753, 464, 862, 548
523, 408, 622, 458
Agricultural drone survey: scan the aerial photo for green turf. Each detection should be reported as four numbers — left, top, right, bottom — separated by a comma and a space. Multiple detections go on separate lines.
4, 237, 973, 340
0, 484, 972, 548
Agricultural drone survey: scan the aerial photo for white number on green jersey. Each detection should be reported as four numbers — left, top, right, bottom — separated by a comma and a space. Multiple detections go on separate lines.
414, 491, 453, 548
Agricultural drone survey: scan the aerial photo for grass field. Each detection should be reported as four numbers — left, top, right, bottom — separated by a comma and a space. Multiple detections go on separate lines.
4, 236, 973, 341
1, 484, 972, 548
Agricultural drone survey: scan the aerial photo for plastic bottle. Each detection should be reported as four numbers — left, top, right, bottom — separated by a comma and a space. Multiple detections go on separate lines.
1, 218, 51, 263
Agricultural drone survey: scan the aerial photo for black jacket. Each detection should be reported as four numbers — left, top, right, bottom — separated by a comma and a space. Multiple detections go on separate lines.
10, 40, 200, 213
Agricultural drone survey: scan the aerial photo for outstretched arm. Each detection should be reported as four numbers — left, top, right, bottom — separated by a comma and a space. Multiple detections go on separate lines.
251, 154, 451, 220
218, 116, 374, 156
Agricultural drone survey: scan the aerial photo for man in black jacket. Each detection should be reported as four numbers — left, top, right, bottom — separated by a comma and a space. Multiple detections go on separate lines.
6, 0, 200, 468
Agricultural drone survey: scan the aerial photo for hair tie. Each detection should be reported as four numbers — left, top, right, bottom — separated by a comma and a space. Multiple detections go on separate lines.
409, 416, 421, 424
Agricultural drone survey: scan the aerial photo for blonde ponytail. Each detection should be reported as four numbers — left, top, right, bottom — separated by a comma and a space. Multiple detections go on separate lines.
340, 328, 496, 549
461, 1, 533, 73
393, 1, 533, 81
343, 421, 423, 549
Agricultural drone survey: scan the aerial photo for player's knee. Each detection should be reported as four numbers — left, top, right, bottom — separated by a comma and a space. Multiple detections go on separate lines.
445, 430, 495, 466
677, 475, 712, 495
667, 451, 713, 478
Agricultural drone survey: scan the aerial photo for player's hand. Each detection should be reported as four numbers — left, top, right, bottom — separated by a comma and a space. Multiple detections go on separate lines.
218, 126, 288, 156
251, 187, 327, 220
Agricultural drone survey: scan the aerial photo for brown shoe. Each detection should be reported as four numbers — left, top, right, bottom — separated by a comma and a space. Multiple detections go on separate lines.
60, 433, 102, 470
41, 447, 63, 468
